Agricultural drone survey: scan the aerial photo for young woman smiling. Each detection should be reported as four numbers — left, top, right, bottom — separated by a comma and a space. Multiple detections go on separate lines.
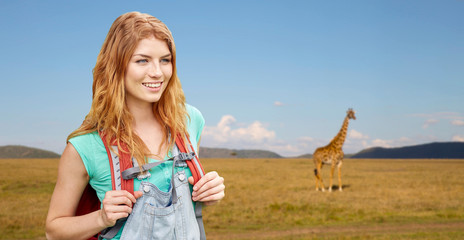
46, 12, 225, 240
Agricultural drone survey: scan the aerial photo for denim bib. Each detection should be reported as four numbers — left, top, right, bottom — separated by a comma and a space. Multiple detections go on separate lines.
108, 145, 203, 240
120, 161, 201, 239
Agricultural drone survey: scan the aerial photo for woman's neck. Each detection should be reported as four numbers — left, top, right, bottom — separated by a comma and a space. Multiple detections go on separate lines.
127, 102, 166, 157
127, 102, 157, 128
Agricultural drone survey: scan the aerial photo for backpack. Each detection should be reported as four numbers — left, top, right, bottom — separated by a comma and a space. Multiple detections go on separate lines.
75, 132, 205, 240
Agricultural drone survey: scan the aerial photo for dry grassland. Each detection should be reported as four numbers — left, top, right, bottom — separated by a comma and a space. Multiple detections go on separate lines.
1, 158, 463, 239
0, 159, 58, 239
201, 158, 464, 239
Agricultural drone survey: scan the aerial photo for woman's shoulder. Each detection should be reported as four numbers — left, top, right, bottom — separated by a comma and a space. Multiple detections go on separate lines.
185, 104, 205, 126
185, 104, 205, 143
185, 104, 203, 119
68, 131, 101, 145
68, 131, 104, 157
67, 131, 106, 178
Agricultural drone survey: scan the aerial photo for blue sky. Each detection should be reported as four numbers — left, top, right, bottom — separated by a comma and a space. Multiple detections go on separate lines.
1, 0, 463, 157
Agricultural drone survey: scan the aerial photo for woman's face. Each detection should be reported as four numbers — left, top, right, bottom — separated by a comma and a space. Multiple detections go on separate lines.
124, 36, 173, 108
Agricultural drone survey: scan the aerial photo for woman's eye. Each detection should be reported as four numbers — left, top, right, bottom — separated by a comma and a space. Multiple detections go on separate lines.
161, 58, 171, 64
136, 59, 148, 64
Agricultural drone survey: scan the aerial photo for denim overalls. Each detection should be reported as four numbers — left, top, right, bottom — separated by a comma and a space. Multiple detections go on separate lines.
102, 146, 204, 240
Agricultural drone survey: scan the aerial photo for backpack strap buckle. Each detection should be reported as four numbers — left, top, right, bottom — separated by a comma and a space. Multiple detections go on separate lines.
174, 152, 195, 161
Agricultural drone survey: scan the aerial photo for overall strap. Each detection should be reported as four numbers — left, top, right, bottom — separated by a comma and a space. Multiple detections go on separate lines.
175, 133, 206, 240
121, 148, 195, 205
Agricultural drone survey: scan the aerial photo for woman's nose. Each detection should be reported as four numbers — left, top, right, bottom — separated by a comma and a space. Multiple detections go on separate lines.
148, 63, 162, 78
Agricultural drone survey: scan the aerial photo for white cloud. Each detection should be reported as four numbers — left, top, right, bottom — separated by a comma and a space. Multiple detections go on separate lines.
369, 137, 416, 149
202, 115, 276, 147
371, 139, 391, 148
295, 136, 328, 153
452, 135, 464, 142
344, 132, 414, 153
202, 115, 323, 156
231, 121, 276, 142
423, 119, 439, 129
274, 101, 284, 106
344, 129, 372, 152
451, 120, 464, 126
348, 129, 369, 140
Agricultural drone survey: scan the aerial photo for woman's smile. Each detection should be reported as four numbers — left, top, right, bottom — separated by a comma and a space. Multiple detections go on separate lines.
142, 82, 163, 90
124, 36, 173, 107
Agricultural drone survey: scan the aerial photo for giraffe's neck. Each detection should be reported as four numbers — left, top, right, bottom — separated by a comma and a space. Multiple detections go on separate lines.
330, 116, 350, 149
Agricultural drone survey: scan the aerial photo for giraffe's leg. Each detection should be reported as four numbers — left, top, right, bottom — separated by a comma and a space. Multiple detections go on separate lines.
316, 163, 325, 192
315, 164, 324, 191
329, 164, 335, 192
313, 157, 320, 191
314, 168, 320, 191
337, 163, 343, 192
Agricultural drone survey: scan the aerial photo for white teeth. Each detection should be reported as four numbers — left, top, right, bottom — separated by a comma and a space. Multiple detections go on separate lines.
143, 82, 161, 88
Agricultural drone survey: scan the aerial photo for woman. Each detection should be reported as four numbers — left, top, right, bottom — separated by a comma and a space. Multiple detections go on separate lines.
46, 12, 225, 239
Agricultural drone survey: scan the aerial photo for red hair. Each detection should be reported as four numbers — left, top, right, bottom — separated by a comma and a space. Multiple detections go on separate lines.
68, 12, 189, 165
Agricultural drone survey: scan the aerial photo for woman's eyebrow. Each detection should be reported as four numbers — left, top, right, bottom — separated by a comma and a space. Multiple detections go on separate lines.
133, 53, 151, 59
132, 53, 171, 58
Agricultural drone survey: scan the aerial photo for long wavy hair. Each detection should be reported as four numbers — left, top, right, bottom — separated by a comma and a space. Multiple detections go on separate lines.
68, 12, 189, 165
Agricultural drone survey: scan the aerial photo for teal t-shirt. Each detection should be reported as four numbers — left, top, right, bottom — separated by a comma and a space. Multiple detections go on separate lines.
69, 104, 204, 239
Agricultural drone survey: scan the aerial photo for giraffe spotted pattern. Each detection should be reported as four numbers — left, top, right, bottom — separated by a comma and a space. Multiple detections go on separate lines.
313, 108, 356, 192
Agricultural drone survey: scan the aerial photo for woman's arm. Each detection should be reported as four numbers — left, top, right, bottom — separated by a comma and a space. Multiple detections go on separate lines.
45, 143, 140, 240
45, 143, 105, 239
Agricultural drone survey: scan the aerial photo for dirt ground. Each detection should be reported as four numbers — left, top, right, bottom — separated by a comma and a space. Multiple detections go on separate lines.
207, 221, 464, 240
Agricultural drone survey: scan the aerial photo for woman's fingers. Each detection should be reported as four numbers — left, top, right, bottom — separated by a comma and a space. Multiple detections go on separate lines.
99, 190, 140, 227
103, 201, 133, 213
192, 171, 222, 192
192, 171, 225, 203
107, 190, 138, 203
133, 191, 143, 199
192, 178, 224, 200
192, 184, 225, 202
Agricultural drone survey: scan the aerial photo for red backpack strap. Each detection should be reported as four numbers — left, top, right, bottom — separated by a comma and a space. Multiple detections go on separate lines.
175, 133, 205, 184
100, 132, 134, 195
175, 133, 207, 240
94, 132, 135, 240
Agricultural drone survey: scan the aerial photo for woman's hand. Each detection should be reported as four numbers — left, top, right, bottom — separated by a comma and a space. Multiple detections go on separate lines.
189, 171, 225, 206
46, 143, 144, 239
98, 190, 143, 228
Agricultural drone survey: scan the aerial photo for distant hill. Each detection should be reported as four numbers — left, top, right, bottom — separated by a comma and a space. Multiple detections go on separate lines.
200, 147, 282, 158
350, 142, 464, 159
294, 153, 313, 158
3, 141, 462, 159
0, 145, 60, 158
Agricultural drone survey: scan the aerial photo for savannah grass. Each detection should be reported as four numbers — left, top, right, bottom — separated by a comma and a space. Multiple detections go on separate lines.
0, 158, 463, 239
201, 158, 464, 239
0, 159, 57, 239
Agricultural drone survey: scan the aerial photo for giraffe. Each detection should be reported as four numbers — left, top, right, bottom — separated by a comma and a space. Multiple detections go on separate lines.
313, 108, 356, 192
